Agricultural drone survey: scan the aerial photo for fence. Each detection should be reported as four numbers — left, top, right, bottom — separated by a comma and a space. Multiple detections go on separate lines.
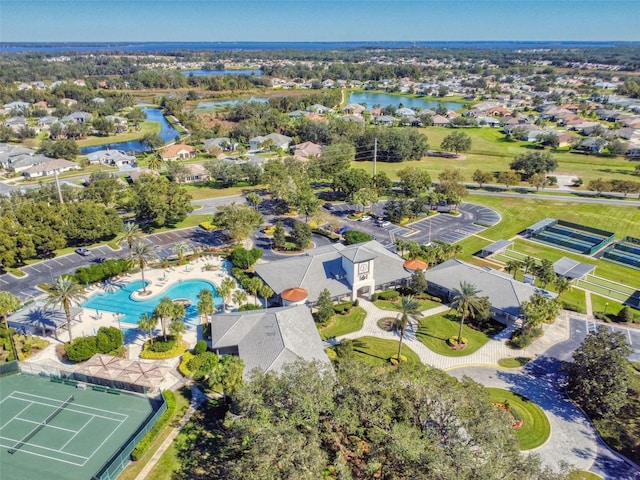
0, 360, 20, 376
92, 396, 167, 480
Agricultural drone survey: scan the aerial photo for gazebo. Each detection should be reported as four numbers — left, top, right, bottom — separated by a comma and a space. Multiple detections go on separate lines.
403, 259, 428, 272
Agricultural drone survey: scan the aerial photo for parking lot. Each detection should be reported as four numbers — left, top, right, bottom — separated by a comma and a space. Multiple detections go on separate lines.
0, 227, 228, 301
326, 202, 501, 250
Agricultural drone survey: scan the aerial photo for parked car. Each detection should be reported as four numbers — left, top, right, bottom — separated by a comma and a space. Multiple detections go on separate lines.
358, 215, 372, 221
379, 221, 391, 227
323, 202, 334, 210
75, 247, 91, 256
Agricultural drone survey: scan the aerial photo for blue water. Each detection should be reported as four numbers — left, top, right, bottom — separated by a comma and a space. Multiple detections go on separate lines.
196, 96, 268, 110
1, 41, 632, 53
348, 92, 462, 111
79, 107, 179, 155
82, 279, 222, 326
180, 69, 262, 77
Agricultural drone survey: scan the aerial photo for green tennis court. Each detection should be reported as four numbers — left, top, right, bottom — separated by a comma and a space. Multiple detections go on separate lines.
0, 374, 156, 480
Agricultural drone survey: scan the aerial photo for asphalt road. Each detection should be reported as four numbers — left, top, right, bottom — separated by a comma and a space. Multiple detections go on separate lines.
467, 189, 640, 207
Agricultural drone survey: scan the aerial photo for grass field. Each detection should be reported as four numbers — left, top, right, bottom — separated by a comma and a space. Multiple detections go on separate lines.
416, 312, 499, 357
352, 126, 639, 184
318, 307, 366, 340
486, 387, 551, 451
350, 336, 421, 366
76, 120, 161, 148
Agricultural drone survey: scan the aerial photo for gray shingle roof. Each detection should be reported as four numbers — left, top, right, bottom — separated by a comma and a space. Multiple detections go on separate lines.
210, 305, 330, 378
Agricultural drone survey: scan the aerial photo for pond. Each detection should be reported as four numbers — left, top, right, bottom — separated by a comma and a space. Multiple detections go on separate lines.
348, 92, 462, 112
180, 69, 262, 76
196, 96, 269, 111
79, 108, 180, 155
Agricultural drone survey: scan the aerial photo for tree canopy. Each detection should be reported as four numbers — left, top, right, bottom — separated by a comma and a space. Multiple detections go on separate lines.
175, 359, 567, 480
510, 151, 558, 177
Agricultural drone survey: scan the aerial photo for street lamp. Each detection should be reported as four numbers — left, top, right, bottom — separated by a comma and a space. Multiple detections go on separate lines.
604, 302, 609, 315
48, 265, 54, 283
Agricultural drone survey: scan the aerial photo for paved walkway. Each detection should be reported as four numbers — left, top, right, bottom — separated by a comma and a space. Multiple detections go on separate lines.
336, 299, 568, 370
134, 384, 209, 480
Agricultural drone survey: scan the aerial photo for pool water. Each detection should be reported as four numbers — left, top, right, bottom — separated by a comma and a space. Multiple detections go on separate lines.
82, 279, 222, 326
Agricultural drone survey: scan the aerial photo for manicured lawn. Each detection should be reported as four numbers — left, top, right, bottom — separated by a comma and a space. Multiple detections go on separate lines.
567, 471, 603, 480
350, 336, 421, 366
154, 214, 212, 232
590, 293, 640, 317
374, 298, 442, 313
497, 357, 531, 368
486, 388, 551, 451
559, 288, 587, 314
415, 312, 501, 357
76, 120, 161, 148
184, 183, 261, 201
319, 307, 366, 340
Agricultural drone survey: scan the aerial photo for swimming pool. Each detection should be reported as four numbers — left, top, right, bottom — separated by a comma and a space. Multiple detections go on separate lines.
82, 279, 222, 326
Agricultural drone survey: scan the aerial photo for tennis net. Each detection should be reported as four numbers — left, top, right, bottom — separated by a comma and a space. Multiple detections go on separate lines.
8, 395, 74, 454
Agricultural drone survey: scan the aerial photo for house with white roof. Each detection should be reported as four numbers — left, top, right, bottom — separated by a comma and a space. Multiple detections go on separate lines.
249, 133, 292, 152
23, 159, 81, 178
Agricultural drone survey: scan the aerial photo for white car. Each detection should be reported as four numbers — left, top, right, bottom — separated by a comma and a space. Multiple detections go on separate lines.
358, 215, 372, 221
380, 221, 391, 227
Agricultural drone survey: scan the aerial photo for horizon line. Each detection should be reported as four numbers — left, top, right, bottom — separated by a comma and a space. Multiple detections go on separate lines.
2, 40, 639, 44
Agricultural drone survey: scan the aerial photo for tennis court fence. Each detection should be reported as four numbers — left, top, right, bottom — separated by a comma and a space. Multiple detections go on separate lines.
92, 394, 167, 480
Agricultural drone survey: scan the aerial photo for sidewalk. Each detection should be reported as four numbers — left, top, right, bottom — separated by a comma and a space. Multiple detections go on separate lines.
337, 298, 570, 370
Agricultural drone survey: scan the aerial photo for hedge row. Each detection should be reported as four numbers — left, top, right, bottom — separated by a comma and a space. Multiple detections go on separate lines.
140, 337, 187, 360
372, 290, 400, 301
74, 259, 131, 285
131, 390, 177, 461
312, 228, 340, 242
333, 301, 354, 315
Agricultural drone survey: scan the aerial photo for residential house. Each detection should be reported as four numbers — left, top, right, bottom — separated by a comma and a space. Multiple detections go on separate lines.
203, 137, 238, 152
3, 116, 28, 132
341, 114, 366, 124
626, 142, 640, 158
3, 101, 30, 113
174, 163, 210, 183
128, 169, 159, 182
342, 103, 366, 115
396, 107, 417, 117
249, 133, 292, 152
87, 149, 137, 167
291, 141, 323, 161
0, 144, 50, 173
306, 104, 334, 115
288, 110, 308, 119
62, 111, 93, 124
576, 138, 607, 154
431, 115, 450, 127
92, 97, 106, 105
476, 116, 501, 128
372, 115, 396, 126
23, 159, 81, 178
36, 116, 59, 128
105, 115, 128, 133
159, 144, 196, 161
209, 305, 331, 379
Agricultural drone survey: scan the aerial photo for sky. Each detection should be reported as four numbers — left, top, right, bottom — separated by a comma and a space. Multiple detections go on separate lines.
1, 0, 638, 43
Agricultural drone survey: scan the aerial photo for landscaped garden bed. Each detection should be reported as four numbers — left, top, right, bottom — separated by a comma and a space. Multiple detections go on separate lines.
318, 307, 366, 340
330, 336, 420, 367
486, 387, 550, 450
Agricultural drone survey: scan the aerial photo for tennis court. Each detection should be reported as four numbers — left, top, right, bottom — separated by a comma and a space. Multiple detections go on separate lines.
0, 374, 156, 480
603, 237, 640, 270
526, 219, 615, 255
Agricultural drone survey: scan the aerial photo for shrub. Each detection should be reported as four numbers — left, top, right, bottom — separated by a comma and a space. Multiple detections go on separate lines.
448, 337, 468, 346
377, 290, 400, 301
66, 337, 97, 362
193, 340, 208, 355
619, 306, 635, 323
96, 326, 123, 354
179, 351, 194, 377
326, 348, 338, 361
199, 221, 217, 231
389, 354, 407, 365
141, 339, 187, 360
239, 304, 262, 311
284, 242, 298, 251
148, 337, 177, 353
229, 247, 262, 269
312, 228, 340, 241
343, 230, 373, 245
510, 327, 543, 348
333, 301, 353, 315
131, 390, 177, 461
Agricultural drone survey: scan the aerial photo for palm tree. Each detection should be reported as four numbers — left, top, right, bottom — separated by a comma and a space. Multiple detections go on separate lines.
45, 275, 86, 342
138, 312, 156, 345
173, 241, 190, 265
505, 259, 523, 279
391, 295, 423, 365
197, 289, 215, 325
523, 256, 536, 275
218, 277, 236, 310
258, 284, 274, 309
245, 277, 263, 306
148, 155, 162, 170
245, 192, 262, 210
554, 276, 571, 295
132, 241, 155, 293
450, 281, 484, 345
0, 291, 21, 361
118, 221, 143, 255
169, 303, 186, 340
232, 289, 247, 308
154, 297, 174, 341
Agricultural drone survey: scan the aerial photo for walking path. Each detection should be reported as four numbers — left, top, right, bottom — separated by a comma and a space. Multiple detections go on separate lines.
134, 384, 209, 480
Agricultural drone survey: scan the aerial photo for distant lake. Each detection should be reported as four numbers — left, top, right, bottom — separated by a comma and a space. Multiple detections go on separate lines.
180, 69, 262, 76
80, 108, 179, 155
348, 92, 462, 111
196, 97, 268, 110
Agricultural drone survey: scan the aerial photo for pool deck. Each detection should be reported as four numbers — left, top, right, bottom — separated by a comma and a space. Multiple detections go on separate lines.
22, 256, 250, 377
